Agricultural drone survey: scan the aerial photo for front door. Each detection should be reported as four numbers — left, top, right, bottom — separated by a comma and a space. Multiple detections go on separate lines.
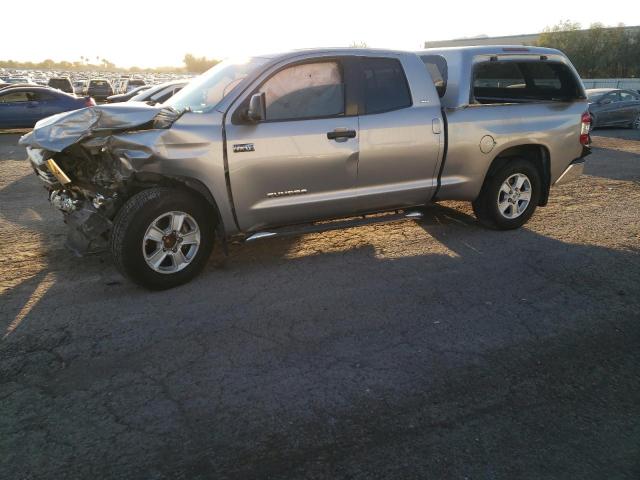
0, 90, 42, 128
225, 59, 359, 232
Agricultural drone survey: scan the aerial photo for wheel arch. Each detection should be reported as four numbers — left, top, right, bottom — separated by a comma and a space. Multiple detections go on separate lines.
484, 144, 551, 206
127, 172, 226, 237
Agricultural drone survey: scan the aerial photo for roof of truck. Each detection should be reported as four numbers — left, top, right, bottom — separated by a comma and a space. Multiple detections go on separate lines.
253, 47, 418, 61
417, 45, 564, 56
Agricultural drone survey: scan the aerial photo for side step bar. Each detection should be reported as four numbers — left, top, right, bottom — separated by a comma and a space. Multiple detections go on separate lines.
245, 210, 424, 242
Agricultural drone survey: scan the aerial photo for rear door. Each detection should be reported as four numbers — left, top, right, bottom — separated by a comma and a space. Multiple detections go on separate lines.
599, 92, 622, 125
225, 57, 360, 231
354, 56, 442, 212
32, 91, 62, 118
619, 91, 640, 124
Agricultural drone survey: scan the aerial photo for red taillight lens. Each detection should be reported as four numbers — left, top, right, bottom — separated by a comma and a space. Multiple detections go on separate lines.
580, 112, 591, 146
85, 97, 96, 107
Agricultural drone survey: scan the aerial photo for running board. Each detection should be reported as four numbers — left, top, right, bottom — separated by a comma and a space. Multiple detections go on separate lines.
245, 210, 424, 242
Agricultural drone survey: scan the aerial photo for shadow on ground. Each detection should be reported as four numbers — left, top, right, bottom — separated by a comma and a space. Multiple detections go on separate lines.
1, 128, 639, 479
2, 199, 639, 479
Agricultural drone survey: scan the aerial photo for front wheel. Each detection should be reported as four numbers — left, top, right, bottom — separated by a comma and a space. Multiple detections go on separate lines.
472, 158, 541, 230
110, 187, 215, 289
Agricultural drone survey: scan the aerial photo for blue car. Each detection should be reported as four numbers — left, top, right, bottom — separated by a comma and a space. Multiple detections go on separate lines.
0, 86, 95, 128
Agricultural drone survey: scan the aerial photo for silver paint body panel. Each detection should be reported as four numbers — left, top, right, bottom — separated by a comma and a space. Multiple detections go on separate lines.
419, 46, 587, 201
24, 46, 588, 239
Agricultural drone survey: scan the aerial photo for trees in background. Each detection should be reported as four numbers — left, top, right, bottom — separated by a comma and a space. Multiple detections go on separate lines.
183, 54, 219, 73
537, 21, 640, 77
0, 53, 221, 74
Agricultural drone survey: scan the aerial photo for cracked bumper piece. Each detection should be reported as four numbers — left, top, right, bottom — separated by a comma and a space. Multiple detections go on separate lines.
554, 158, 585, 186
64, 207, 112, 255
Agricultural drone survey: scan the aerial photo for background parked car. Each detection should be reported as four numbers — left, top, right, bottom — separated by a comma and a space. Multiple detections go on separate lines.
47, 77, 74, 94
0, 83, 39, 91
587, 88, 640, 129
0, 86, 95, 128
73, 80, 88, 95
105, 85, 152, 103
86, 79, 114, 102
129, 80, 187, 105
125, 78, 146, 93
5, 77, 34, 85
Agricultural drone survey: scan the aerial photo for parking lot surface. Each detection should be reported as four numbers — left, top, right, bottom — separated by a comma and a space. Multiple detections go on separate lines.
1, 129, 639, 479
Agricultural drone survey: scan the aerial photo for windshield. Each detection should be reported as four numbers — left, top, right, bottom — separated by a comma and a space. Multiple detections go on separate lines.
166, 57, 269, 113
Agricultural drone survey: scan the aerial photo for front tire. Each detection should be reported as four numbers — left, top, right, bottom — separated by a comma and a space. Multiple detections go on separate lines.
472, 158, 541, 230
110, 187, 215, 290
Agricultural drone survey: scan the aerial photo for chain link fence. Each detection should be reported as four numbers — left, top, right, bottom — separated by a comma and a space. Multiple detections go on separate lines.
582, 78, 640, 90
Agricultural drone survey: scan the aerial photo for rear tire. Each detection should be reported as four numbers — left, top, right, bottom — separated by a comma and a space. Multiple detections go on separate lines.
110, 187, 215, 290
472, 158, 541, 230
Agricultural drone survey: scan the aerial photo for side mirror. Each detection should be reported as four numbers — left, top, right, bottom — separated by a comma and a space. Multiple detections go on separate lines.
246, 92, 266, 122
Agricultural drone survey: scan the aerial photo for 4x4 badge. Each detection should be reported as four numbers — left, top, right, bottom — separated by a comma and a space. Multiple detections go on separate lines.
233, 143, 255, 153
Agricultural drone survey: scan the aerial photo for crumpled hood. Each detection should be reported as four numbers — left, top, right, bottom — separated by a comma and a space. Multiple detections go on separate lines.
19, 102, 181, 152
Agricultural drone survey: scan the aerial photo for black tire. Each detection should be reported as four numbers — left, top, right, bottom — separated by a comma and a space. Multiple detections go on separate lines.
110, 187, 216, 290
472, 158, 542, 230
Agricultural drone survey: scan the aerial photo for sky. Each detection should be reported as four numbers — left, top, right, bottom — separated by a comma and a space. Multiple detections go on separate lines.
4, 0, 638, 68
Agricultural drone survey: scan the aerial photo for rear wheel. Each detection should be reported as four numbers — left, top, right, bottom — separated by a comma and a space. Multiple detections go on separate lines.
472, 158, 541, 230
110, 187, 215, 289
631, 113, 640, 130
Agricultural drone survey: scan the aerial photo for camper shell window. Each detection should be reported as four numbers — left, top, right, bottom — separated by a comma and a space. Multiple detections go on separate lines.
472, 60, 582, 104
420, 54, 448, 98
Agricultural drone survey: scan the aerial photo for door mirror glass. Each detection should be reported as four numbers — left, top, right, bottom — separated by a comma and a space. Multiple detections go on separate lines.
246, 92, 266, 122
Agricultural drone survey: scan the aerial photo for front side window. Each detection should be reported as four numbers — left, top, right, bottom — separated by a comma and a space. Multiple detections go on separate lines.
0, 91, 30, 103
259, 61, 344, 121
620, 91, 639, 102
360, 57, 412, 114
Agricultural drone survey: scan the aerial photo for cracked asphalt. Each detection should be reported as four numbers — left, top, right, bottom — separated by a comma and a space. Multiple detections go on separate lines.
1, 129, 639, 479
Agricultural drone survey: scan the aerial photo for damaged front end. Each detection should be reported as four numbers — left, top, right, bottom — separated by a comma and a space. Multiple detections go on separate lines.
21, 104, 182, 255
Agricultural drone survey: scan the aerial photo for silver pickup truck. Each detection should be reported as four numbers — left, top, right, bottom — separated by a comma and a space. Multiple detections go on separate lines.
22, 46, 591, 289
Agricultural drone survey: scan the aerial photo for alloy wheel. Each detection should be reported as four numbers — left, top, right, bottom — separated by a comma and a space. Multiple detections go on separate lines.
497, 173, 532, 220
142, 211, 201, 274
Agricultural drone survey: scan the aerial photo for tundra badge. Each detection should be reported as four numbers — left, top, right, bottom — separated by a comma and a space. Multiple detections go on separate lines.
267, 189, 308, 198
233, 143, 255, 153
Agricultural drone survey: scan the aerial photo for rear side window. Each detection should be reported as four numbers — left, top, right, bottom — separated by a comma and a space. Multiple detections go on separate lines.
473, 61, 582, 104
30, 91, 56, 101
360, 57, 412, 114
420, 55, 448, 97
620, 91, 639, 101
260, 61, 344, 121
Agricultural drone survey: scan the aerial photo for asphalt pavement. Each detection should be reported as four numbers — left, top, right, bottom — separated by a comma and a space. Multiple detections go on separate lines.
1, 129, 639, 479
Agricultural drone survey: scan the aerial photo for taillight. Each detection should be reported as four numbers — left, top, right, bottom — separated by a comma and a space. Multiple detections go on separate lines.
580, 112, 591, 146
85, 97, 96, 107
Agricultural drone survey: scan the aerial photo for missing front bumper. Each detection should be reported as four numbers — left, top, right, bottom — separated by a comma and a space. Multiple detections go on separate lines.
64, 207, 112, 255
